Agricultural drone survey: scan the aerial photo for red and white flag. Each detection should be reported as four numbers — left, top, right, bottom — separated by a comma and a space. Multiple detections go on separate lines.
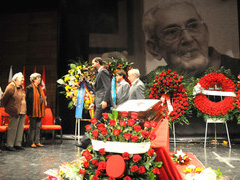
8, 65, 13, 83
22, 66, 26, 90
41, 65, 47, 106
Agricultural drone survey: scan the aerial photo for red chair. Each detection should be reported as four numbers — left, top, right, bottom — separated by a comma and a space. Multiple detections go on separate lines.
0, 112, 8, 147
0, 107, 10, 125
41, 108, 63, 144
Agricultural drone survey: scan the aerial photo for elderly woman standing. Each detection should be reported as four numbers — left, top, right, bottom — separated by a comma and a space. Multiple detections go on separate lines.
26, 73, 46, 148
1, 72, 26, 151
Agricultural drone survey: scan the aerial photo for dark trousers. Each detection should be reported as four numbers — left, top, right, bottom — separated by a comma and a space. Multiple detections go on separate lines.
29, 117, 42, 144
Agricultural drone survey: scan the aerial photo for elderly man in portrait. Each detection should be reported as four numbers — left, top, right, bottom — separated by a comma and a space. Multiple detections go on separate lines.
128, 69, 145, 100
142, 0, 240, 78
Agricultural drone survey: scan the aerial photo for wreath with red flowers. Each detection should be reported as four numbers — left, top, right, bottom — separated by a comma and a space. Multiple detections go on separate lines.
148, 69, 190, 125
194, 69, 240, 122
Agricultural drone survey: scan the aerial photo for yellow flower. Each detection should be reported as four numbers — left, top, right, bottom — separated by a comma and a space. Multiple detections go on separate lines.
68, 69, 74, 74
66, 91, 72, 97
65, 85, 71, 91
75, 74, 79, 79
76, 66, 82, 69
64, 76, 70, 82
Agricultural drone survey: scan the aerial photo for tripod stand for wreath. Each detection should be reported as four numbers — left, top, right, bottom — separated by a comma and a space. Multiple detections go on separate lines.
75, 80, 94, 145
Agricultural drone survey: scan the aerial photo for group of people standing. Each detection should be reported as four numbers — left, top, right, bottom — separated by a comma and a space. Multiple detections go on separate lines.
79, 57, 146, 149
1, 72, 46, 151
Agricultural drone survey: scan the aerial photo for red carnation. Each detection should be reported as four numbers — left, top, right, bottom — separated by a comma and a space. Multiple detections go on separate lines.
138, 166, 146, 174
97, 123, 105, 130
108, 177, 116, 180
82, 150, 90, 157
92, 159, 98, 166
147, 149, 155, 156
109, 120, 116, 126
131, 112, 138, 119
131, 135, 139, 142
83, 161, 89, 168
150, 133, 156, 140
130, 165, 139, 173
78, 168, 85, 175
122, 152, 130, 160
120, 120, 127, 127
102, 113, 108, 119
128, 119, 136, 126
150, 121, 157, 128
132, 154, 141, 162
133, 125, 142, 132
85, 124, 92, 131
152, 167, 161, 174
113, 129, 121, 135
92, 175, 99, 180
124, 133, 132, 140
85, 154, 92, 161
90, 118, 97, 124
141, 130, 150, 138
100, 128, 107, 135
98, 161, 107, 170
99, 148, 105, 155
124, 176, 132, 180
121, 111, 128, 117
92, 130, 99, 138
144, 121, 151, 128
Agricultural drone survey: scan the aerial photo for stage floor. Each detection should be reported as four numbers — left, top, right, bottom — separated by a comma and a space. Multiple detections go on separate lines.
0, 135, 239, 180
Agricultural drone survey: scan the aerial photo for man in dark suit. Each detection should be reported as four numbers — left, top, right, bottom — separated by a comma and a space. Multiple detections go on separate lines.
89, 57, 112, 120
79, 57, 112, 148
128, 69, 145, 100
115, 70, 130, 107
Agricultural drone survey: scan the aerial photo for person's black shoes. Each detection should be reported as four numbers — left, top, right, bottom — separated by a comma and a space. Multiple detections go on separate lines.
14, 146, 25, 150
6, 146, 16, 151
76, 142, 88, 149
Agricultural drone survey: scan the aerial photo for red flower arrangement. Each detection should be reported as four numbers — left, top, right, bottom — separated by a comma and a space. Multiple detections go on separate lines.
85, 110, 157, 143
194, 72, 236, 118
79, 146, 163, 179
148, 69, 190, 125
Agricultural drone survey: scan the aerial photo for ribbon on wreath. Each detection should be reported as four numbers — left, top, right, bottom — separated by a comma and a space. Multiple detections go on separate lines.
160, 94, 173, 118
75, 80, 95, 119
111, 76, 117, 107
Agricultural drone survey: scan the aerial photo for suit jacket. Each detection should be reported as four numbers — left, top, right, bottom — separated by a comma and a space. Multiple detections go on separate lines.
116, 80, 130, 106
128, 78, 145, 100
94, 67, 113, 109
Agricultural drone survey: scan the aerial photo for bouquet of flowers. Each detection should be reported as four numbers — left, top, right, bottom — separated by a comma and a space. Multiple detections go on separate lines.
171, 149, 190, 165
85, 110, 157, 143
147, 69, 191, 126
104, 57, 133, 80
78, 146, 162, 180
57, 60, 95, 109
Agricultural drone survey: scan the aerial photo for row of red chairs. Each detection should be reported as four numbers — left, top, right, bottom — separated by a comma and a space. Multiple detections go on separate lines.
0, 107, 63, 146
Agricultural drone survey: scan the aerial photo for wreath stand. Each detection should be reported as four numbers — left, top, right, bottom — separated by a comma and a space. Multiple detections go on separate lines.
203, 89, 233, 149
75, 118, 90, 145
172, 122, 177, 150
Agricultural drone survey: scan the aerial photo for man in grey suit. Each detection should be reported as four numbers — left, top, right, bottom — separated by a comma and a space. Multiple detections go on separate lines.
115, 70, 130, 107
128, 69, 145, 100
79, 57, 112, 149
89, 57, 112, 120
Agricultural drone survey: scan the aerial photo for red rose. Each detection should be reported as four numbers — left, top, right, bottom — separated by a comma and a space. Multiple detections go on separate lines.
120, 120, 127, 127
133, 125, 142, 132
97, 123, 105, 130
131, 112, 138, 119
98, 161, 107, 170
124, 176, 132, 180
99, 148, 105, 155
147, 149, 155, 156
78, 168, 85, 175
138, 166, 146, 174
113, 129, 121, 135
150, 121, 157, 128
124, 133, 132, 140
90, 118, 97, 124
144, 121, 151, 128
83, 161, 89, 168
100, 128, 107, 135
85, 154, 92, 161
152, 167, 160, 174
132, 154, 141, 162
128, 119, 136, 126
85, 124, 92, 131
141, 130, 149, 138
122, 152, 130, 160
92, 175, 99, 180
102, 113, 108, 119
108, 177, 116, 180
92, 130, 99, 138
82, 150, 90, 157
95, 170, 102, 176
131, 135, 139, 142
121, 111, 128, 117
92, 159, 98, 166
150, 133, 156, 140
130, 165, 138, 173
109, 120, 116, 126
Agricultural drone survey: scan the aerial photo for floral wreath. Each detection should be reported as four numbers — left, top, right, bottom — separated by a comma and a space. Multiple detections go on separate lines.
57, 60, 95, 109
193, 68, 240, 121
148, 69, 190, 125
